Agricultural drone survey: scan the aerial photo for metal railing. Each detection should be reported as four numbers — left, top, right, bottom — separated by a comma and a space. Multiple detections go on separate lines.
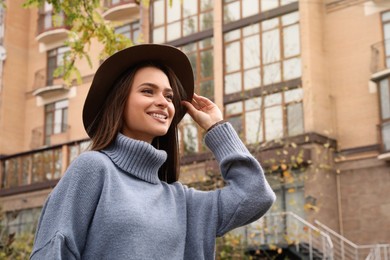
315, 220, 390, 260
243, 212, 334, 259
371, 40, 390, 74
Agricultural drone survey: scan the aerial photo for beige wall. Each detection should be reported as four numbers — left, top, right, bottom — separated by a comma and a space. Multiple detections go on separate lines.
325, 3, 382, 150
337, 157, 390, 244
0, 0, 31, 155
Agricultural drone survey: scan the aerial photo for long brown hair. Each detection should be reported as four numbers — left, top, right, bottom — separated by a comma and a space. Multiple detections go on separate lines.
89, 62, 188, 183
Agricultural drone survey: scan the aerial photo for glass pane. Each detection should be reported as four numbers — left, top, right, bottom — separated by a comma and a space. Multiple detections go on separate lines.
200, 80, 214, 99
167, 22, 181, 42
184, 124, 199, 154
243, 23, 260, 37
225, 41, 241, 72
285, 88, 303, 103
380, 79, 390, 119
167, 0, 181, 23
200, 37, 213, 48
246, 110, 263, 144
228, 115, 243, 136
186, 52, 197, 81
265, 106, 283, 141
201, 49, 213, 78
200, 11, 213, 31
262, 29, 280, 64
45, 112, 53, 135
183, 16, 198, 36
54, 110, 62, 134
53, 149, 62, 179
153, 0, 165, 26
245, 97, 262, 110
152, 27, 165, 44
382, 11, 390, 22
283, 57, 301, 80
384, 23, 390, 42
243, 0, 259, 18
224, 1, 240, 24
263, 63, 281, 85
283, 24, 300, 58
282, 11, 299, 26
382, 122, 390, 151
261, 0, 278, 11
244, 68, 261, 89
225, 72, 242, 94
225, 101, 243, 115
262, 18, 279, 31
183, 0, 197, 17
265, 92, 282, 106
243, 35, 260, 69
63, 108, 68, 131
201, 0, 213, 11
287, 102, 304, 136
224, 29, 240, 41
281, 0, 298, 5
56, 99, 68, 109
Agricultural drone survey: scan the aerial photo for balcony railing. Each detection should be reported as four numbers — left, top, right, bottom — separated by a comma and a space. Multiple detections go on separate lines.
36, 11, 69, 44
371, 39, 390, 75
0, 138, 90, 195
32, 68, 69, 98
102, 0, 140, 21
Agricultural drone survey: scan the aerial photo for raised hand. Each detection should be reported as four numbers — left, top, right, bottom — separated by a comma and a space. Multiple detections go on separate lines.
181, 93, 223, 131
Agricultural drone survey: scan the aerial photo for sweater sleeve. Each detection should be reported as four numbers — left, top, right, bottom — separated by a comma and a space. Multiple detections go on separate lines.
185, 122, 276, 239
30, 151, 105, 260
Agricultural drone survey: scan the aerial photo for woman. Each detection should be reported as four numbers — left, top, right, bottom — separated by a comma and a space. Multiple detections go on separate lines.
30, 44, 276, 259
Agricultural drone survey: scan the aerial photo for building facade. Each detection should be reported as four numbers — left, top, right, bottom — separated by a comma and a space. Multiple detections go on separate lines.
0, 0, 389, 257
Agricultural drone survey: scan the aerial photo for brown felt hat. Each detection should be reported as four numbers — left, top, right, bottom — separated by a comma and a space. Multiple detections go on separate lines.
82, 44, 194, 137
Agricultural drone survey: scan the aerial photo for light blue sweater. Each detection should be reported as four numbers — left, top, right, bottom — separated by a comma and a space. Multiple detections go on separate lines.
30, 123, 275, 259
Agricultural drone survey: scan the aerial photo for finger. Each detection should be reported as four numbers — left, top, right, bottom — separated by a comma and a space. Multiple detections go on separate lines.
182, 101, 200, 117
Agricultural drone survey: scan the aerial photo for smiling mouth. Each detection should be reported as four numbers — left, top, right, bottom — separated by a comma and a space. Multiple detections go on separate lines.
149, 113, 168, 120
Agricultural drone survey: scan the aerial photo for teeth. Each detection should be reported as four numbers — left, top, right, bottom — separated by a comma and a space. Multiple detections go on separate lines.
150, 113, 167, 119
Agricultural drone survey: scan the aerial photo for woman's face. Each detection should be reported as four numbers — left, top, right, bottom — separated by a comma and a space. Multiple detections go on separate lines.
122, 66, 175, 143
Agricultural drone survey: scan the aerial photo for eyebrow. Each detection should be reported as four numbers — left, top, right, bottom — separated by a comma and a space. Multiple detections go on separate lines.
138, 82, 173, 93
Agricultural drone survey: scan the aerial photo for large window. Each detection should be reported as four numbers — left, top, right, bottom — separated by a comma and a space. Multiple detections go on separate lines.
223, 10, 302, 143
225, 88, 304, 144
44, 99, 69, 145
223, 0, 297, 24
47, 46, 70, 86
179, 38, 214, 155
224, 11, 300, 94
115, 20, 140, 44
151, 0, 213, 43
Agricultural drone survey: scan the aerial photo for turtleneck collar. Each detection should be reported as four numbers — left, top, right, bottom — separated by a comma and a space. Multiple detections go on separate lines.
101, 133, 167, 184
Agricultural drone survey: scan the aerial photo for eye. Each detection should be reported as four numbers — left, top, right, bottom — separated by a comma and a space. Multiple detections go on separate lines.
141, 88, 153, 95
165, 93, 174, 102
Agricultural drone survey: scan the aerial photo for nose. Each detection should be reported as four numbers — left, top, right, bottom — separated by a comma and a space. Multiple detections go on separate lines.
155, 93, 169, 107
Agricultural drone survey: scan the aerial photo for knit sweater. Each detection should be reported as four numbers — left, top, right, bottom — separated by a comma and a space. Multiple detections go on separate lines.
30, 123, 275, 260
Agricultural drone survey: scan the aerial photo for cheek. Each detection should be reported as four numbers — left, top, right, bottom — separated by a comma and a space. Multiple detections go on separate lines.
169, 103, 176, 117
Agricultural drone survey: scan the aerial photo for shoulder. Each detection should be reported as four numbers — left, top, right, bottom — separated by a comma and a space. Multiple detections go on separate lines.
63, 151, 112, 182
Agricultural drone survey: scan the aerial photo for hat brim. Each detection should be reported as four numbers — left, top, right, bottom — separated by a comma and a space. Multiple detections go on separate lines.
82, 44, 194, 137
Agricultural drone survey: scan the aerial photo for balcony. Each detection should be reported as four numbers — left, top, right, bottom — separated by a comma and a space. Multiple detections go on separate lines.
31, 124, 72, 149
370, 39, 390, 80
0, 138, 90, 196
102, 0, 140, 21
32, 68, 69, 98
36, 11, 69, 46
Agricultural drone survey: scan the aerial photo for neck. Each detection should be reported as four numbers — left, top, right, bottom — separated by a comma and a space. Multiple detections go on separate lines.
102, 133, 167, 184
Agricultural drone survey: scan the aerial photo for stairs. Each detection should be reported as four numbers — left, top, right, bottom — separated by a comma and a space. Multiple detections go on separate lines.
240, 212, 390, 260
